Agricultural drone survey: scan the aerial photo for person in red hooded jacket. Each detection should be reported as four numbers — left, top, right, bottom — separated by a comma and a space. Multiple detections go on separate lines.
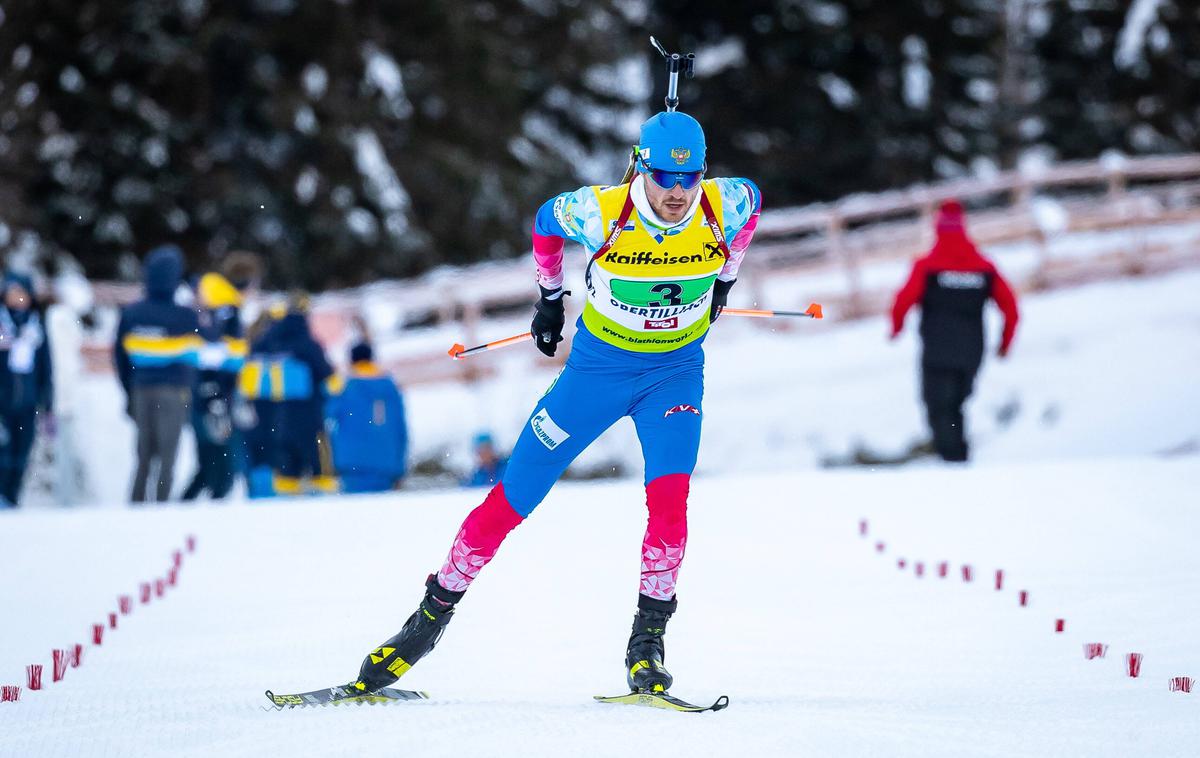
891, 200, 1019, 462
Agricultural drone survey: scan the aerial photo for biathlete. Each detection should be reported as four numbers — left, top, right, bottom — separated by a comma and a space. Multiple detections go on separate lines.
349, 110, 762, 695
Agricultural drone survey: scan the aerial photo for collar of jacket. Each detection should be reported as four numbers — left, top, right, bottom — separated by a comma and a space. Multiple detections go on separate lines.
350, 360, 385, 378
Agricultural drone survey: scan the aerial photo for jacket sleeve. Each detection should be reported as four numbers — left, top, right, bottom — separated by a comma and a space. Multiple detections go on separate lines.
113, 309, 132, 397
990, 268, 1020, 353
393, 387, 408, 479
891, 257, 929, 337
532, 198, 568, 291
323, 380, 343, 428
180, 307, 203, 371
715, 178, 762, 282
306, 341, 334, 391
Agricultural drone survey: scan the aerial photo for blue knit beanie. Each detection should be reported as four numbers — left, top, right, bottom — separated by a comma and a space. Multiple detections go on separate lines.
637, 111, 706, 172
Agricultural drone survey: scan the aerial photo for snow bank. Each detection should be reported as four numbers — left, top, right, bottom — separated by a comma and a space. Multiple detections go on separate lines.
1, 459, 1197, 756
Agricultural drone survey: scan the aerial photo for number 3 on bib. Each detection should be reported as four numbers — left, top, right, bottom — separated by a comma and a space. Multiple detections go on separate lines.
648, 283, 683, 307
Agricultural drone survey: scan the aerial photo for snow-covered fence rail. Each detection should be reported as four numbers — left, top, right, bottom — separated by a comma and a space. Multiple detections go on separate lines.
744, 153, 1200, 317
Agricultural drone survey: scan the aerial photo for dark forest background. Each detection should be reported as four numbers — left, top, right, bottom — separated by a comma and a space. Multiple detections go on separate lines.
0, 0, 1196, 289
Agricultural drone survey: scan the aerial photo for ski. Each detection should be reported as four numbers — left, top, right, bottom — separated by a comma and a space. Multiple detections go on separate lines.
594, 691, 729, 713
265, 684, 428, 709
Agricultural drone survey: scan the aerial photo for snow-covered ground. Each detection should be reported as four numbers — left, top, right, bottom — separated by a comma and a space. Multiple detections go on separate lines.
1, 460, 1198, 756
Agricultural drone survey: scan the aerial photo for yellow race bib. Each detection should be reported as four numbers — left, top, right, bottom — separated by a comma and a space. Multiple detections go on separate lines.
582, 180, 726, 353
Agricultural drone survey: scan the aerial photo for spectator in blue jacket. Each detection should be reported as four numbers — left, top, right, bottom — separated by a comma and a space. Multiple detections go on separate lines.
0, 272, 53, 507
113, 245, 201, 503
257, 293, 334, 495
461, 432, 508, 489
326, 342, 409, 494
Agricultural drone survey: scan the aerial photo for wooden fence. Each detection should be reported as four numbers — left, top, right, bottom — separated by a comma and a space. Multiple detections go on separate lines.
87, 153, 1200, 383
742, 153, 1200, 317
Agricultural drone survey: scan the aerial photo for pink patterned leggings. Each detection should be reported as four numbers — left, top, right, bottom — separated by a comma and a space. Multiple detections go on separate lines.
436, 475, 689, 602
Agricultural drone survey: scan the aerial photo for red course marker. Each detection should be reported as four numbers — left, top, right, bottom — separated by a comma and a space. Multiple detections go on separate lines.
1019, 590, 1029, 607
1169, 677, 1193, 693
859, 519, 868, 536
994, 570, 1004, 590
875, 542, 885, 553
938, 562, 948, 578
52, 650, 68, 682
962, 565, 973, 582
109, 612, 118, 629
0, 686, 20, 703
93, 624, 104, 645
1083, 643, 1108, 660
1055, 619, 1065, 633
915, 562, 925, 578
1126, 653, 1143, 678
26, 665, 42, 691
119, 595, 132, 615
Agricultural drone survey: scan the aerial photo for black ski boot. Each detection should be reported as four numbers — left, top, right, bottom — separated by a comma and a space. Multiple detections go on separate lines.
625, 594, 677, 693
351, 574, 464, 693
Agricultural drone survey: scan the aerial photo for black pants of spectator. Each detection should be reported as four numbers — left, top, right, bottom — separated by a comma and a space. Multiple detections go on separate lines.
921, 363, 978, 462
182, 398, 236, 501
275, 426, 322, 480
182, 440, 235, 500
0, 409, 36, 506
130, 384, 190, 503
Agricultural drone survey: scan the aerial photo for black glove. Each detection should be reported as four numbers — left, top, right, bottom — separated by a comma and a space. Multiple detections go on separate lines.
710, 278, 736, 323
531, 286, 568, 357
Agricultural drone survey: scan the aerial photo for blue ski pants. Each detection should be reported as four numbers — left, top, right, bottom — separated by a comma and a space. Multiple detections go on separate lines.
500, 326, 705, 517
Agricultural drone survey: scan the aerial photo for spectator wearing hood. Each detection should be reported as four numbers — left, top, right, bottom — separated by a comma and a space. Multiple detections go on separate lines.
325, 342, 408, 494
181, 269, 250, 501
113, 245, 202, 503
246, 293, 333, 495
891, 201, 1020, 462
0, 272, 53, 507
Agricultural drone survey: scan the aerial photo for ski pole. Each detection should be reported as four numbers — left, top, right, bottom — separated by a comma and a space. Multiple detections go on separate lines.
723, 303, 824, 320
448, 333, 532, 360
448, 303, 824, 359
